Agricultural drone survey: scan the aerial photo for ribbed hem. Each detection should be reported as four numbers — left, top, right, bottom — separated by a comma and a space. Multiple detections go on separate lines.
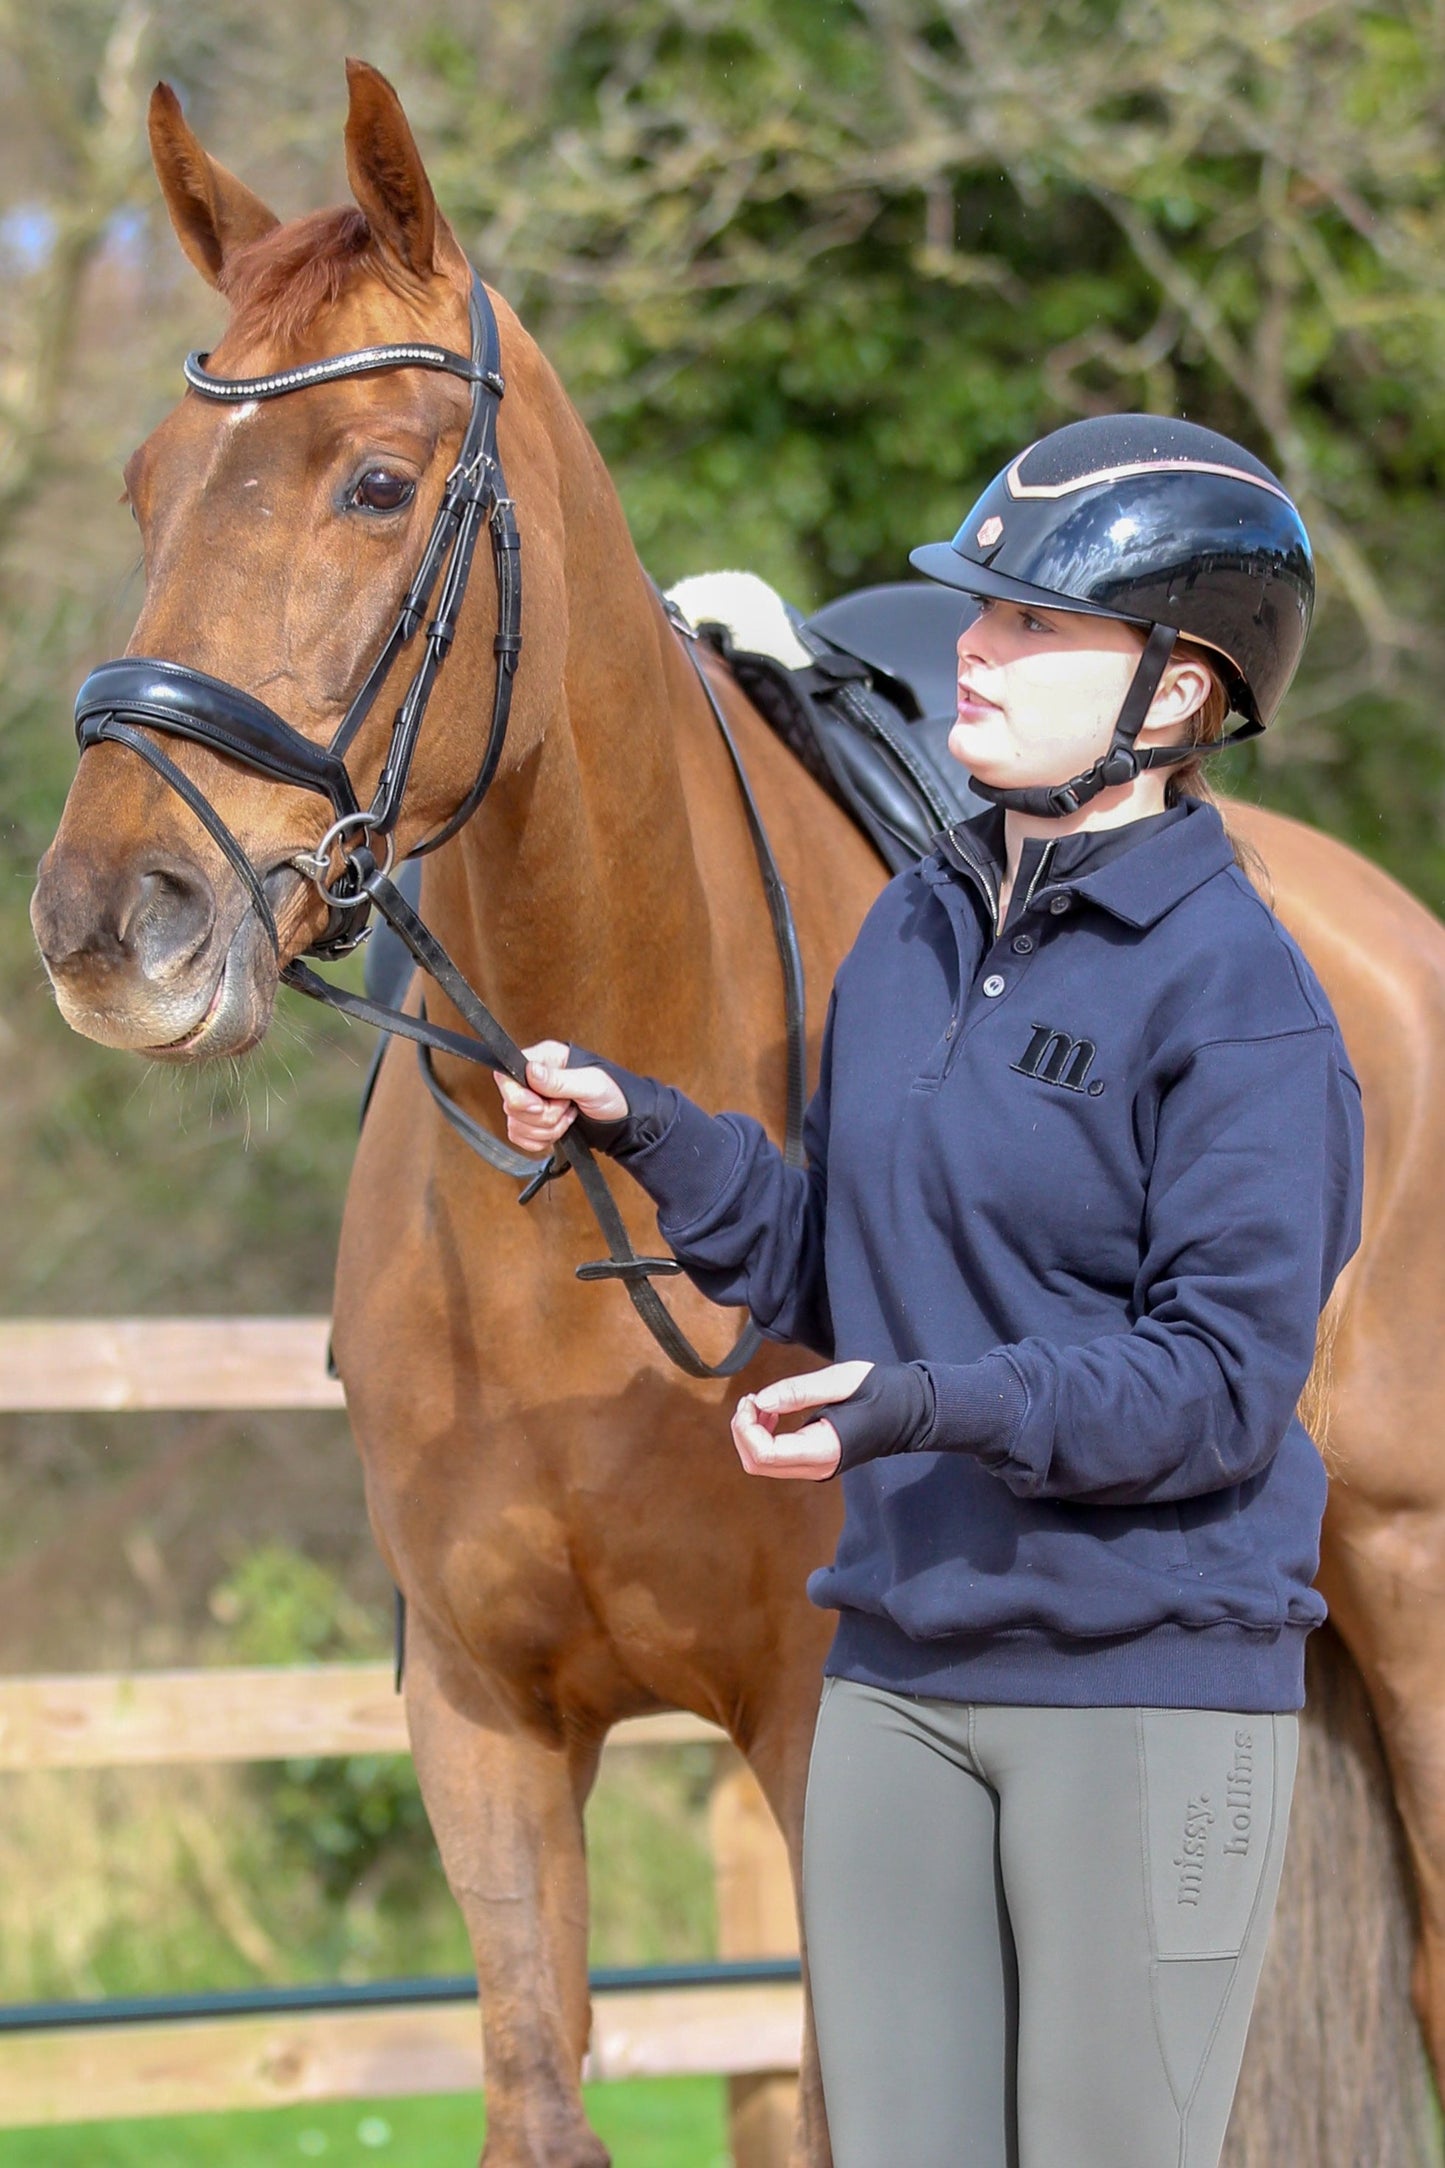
825, 1607, 1311, 1712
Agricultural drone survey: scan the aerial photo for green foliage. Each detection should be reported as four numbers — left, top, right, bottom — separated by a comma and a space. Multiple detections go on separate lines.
207, 1547, 429, 1903
412, 0, 1445, 894
208, 1545, 383, 1666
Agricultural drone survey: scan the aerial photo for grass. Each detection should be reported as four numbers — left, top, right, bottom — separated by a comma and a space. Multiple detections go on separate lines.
0, 2077, 730, 2166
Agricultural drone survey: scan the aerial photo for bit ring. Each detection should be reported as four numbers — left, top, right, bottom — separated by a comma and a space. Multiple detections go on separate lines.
292, 813, 395, 905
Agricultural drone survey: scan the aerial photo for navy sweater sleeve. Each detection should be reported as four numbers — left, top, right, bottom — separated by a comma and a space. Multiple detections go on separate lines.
574, 992, 839, 1359
905, 1024, 1364, 1502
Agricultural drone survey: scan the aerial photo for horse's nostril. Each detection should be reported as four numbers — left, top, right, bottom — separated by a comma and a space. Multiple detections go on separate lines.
32, 848, 219, 984
118, 861, 216, 973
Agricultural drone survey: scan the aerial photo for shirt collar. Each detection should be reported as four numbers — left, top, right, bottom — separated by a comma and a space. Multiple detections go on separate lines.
930, 795, 1235, 930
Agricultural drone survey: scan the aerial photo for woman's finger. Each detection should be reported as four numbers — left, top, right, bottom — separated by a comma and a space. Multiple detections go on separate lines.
731, 1392, 777, 1464
732, 1408, 841, 1481
751, 1360, 874, 1418
502, 1097, 576, 1142
494, 1072, 546, 1115
519, 1039, 572, 1071
525, 1057, 628, 1123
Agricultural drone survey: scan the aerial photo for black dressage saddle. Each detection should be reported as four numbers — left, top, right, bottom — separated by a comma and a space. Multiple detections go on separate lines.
364, 579, 979, 1013
722, 577, 984, 874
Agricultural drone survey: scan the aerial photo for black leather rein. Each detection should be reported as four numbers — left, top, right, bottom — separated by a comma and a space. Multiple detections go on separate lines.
71, 271, 805, 1381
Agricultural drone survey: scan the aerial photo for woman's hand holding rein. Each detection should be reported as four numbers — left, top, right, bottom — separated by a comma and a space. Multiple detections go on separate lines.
493, 1039, 628, 1155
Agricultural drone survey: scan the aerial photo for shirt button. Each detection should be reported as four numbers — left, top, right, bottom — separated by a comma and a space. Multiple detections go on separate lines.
1011, 933, 1034, 955
1049, 893, 1073, 916
982, 973, 1006, 997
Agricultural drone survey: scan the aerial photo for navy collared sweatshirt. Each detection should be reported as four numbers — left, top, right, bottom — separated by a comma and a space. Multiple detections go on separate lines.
582, 798, 1364, 1713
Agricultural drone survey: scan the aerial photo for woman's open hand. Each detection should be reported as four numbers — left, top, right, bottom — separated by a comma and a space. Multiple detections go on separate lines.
731, 1361, 875, 1481
492, 1040, 628, 1154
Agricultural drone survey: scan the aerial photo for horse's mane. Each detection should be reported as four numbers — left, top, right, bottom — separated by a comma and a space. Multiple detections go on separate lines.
218, 208, 374, 348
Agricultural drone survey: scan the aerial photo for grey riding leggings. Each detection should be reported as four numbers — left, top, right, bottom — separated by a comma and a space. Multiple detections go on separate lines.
802, 1676, 1298, 2168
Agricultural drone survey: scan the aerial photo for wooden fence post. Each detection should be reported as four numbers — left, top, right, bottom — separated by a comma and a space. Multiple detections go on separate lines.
709, 1757, 801, 2168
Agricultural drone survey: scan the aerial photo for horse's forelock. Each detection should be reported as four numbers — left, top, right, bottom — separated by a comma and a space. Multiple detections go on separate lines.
216, 206, 375, 351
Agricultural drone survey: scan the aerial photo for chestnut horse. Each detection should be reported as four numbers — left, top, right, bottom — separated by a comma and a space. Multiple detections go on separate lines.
28, 60, 1445, 2167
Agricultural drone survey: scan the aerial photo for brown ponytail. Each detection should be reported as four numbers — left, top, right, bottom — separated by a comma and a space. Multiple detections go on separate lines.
1163, 640, 1268, 891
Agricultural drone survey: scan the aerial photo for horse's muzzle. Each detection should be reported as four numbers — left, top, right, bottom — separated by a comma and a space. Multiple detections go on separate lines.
30, 838, 279, 1058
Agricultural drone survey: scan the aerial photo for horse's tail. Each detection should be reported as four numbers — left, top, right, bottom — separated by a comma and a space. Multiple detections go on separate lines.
1224, 1625, 1442, 2166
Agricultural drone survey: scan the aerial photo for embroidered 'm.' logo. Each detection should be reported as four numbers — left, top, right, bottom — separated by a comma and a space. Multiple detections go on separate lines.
1011, 1022, 1104, 1095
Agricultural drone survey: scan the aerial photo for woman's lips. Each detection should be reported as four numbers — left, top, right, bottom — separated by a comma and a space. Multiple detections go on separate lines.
955, 682, 999, 719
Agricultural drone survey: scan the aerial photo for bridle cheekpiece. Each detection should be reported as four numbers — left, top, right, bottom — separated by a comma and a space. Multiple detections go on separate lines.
74, 271, 521, 960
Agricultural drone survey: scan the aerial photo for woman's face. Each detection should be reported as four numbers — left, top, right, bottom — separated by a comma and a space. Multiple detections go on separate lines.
950, 598, 1150, 790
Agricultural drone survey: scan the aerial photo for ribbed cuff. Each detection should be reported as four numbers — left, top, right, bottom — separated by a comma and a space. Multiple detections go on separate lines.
919, 1350, 1030, 1463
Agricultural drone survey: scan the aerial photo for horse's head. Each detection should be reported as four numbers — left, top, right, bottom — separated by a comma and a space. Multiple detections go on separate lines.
32, 61, 546, 1060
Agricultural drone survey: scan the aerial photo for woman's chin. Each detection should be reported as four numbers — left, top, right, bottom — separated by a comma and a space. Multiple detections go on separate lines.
947, 719, 1011, 779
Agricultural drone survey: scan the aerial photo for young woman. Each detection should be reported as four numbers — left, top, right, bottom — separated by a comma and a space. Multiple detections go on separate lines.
492, 415, 1365, 2168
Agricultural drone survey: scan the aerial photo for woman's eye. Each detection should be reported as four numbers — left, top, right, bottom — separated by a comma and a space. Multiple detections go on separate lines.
350, 468, 415, 514
1021, 610, 1051, 634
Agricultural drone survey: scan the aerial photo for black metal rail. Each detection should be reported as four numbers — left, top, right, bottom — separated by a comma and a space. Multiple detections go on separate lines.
0, 1957, 803, 2035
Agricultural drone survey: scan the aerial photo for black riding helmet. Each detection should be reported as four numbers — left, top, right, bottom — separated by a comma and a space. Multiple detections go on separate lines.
909, 414, 1315, 818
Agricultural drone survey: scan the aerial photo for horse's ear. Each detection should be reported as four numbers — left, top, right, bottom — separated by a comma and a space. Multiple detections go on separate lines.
148, 83, 279, 289
343, 58, 465, 282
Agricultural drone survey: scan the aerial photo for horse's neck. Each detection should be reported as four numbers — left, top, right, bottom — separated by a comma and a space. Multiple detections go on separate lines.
421, 412, 725, 1080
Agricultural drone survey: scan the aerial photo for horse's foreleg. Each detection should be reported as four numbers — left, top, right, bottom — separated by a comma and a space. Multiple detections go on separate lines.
1320, 1494, 1445, 2089
403, 1613, 608, 2168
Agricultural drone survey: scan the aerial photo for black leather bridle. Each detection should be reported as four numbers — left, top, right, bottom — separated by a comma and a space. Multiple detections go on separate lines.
77, 273, 520, 960
71, 271, 806, 1381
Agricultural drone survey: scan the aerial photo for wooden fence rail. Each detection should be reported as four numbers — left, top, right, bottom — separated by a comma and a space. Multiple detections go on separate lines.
0, 1663, 720, 1770
0, 1319, 803, 2151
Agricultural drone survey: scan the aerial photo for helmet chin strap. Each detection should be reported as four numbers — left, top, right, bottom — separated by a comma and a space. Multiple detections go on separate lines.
970, 621, 1184, 820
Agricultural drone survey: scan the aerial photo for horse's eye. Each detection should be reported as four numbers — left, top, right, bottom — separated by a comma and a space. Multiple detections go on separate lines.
350, 468, 415, 514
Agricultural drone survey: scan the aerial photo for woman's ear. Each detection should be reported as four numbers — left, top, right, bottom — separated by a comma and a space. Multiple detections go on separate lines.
1144, 652, 1215, 738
